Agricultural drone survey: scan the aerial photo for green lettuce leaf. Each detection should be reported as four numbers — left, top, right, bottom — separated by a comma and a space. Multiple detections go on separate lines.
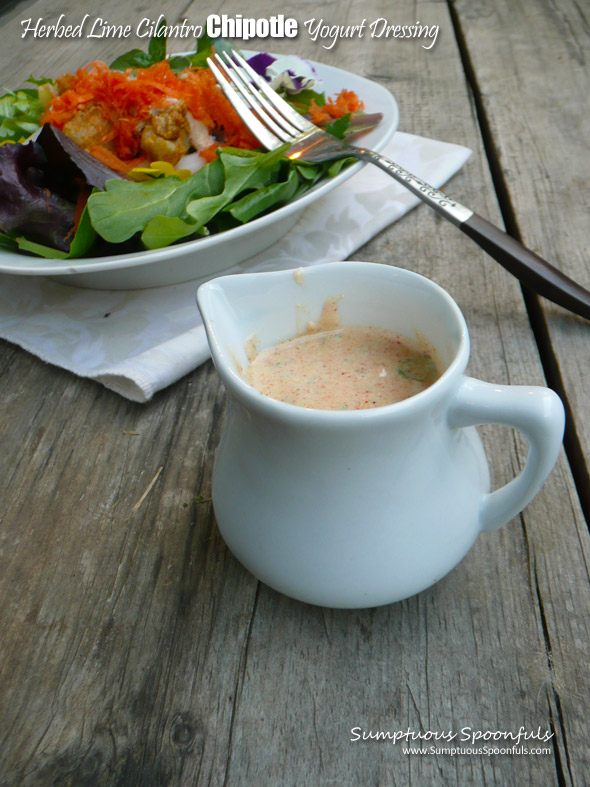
0, 88, 44, 143
183, 146, 287, 227
87, 158, 225, 243
26, 76, 54, 86
169, 33, 215, 72
225, 167, 299, 223
141, 146, 288, 248
0, 231, 18, 250
141, 215, 208, 249
325, 112, 351, 140
110, 17, 167, 70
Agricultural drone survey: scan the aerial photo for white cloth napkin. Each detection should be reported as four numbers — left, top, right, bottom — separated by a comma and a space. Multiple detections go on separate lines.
0, 132, 471, 402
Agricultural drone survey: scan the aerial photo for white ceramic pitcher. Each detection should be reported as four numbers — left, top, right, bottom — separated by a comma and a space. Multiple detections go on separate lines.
197, 262, 564, 608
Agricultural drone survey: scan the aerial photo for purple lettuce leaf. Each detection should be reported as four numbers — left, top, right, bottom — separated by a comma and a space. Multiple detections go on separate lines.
345, 112, 384, 139
0, 141, 75, 251
36, 123, 126, 192
0, 125, 125, 254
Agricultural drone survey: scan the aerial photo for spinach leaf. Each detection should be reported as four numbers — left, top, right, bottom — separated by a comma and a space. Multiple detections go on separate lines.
142, 147, 288, 247
293, 160, 322, 182
110, 17, 168, 70
327, 157, 355, 178
184, 146, 287, 227
226, 167, 299, 223
141, 215, 208, 249
148, 20, 167, 64
109, 49, 155, 71
91, 146, 288, 249
88, 178, 194, 242
67, 204, 97, 258
325, 112, 351, 140
88, 158, 225, 243
290, 157, 354, 191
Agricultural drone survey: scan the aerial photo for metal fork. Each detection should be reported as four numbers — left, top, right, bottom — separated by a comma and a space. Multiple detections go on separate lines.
208, 49, 590, 320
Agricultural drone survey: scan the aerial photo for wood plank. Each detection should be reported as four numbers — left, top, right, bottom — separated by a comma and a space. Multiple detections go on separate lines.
0, 0, 588, 784
0, 353, 260, 784
450, 1, 590, 783
448, 0, 590, 480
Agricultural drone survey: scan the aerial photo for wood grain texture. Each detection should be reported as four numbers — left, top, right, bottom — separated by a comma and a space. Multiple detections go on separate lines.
450, 0, 590, 475
450, 2, 590, 782
0, 0, 589, 785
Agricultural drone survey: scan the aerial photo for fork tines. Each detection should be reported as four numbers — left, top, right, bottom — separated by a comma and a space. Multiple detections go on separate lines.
206, 49, 315, 150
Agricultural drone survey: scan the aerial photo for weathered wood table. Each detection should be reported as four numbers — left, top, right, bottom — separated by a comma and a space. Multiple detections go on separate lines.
1, 0, 589, 784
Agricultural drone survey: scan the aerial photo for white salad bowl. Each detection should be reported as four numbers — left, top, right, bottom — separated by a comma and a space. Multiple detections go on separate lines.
0, 56, 398, 289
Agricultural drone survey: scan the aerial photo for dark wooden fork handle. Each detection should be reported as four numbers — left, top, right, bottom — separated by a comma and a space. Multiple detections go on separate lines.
460, 214, 590, 319
354, 147, 590, 320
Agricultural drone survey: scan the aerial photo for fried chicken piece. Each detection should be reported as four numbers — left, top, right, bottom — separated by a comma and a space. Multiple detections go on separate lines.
140, 102, 190, 165
151, 101, 189, 140
62, 104, 114, 151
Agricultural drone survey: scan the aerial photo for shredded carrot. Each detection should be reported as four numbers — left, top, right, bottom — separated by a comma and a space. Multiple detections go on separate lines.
309, 89, 364, 126
73, 181, 89, 225
41, 59, 260, 163
89, 145, 146, 173
64, 181, 90, 241
199, 143, 220, 163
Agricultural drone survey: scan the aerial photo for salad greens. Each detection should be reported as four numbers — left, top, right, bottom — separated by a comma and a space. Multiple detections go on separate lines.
87, 146, 344, 251
0, 23, 380, 260
7, 206, 96, 260
0, 87, 45, 144
108, 18, 168, 71
0, 124, 124, 257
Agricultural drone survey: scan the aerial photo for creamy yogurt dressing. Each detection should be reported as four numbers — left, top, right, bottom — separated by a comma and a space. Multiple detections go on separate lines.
245, 298, 441, 410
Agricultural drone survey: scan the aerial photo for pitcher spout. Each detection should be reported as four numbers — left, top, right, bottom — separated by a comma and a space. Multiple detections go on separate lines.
197, 265, 341, 397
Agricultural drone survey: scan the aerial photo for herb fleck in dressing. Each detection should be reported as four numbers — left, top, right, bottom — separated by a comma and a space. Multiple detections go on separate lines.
245, 323, 441, 410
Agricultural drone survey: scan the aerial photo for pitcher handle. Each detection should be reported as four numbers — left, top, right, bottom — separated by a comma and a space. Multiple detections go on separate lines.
448, 377, 565, 532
